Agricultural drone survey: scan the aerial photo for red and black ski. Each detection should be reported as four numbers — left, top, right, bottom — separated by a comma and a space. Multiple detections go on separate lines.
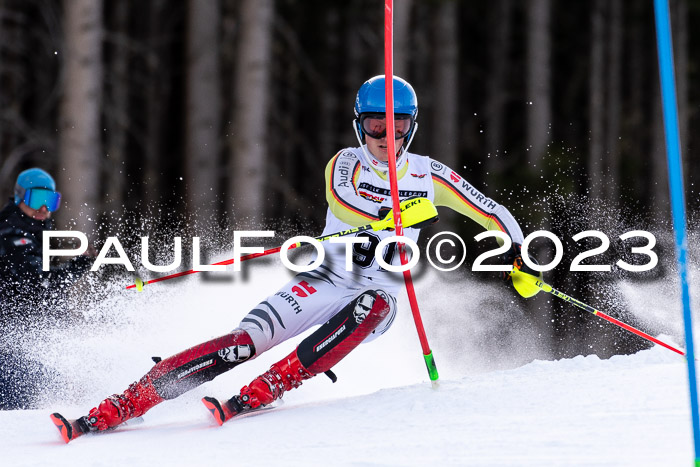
50, 413, 89, 444
50, 412, 144, 443
201, 396, 237, 426
201, 396, 274, 426
51, 396, 267, 442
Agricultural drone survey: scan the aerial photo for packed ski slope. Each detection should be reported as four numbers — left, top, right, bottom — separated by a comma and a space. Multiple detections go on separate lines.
1, 260, 696, 466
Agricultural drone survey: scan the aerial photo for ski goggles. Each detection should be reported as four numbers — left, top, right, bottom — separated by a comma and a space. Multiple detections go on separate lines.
360, 113, 414, 140
17, 187, 62, 212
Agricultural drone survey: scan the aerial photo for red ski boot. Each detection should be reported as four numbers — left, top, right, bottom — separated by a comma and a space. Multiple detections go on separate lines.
239, 350, 312, 408
51, 330, 256, 442
202, 290, 391, 426
51, 375, 163, 443
202, 350, 313, 425
84, 375, 164, 431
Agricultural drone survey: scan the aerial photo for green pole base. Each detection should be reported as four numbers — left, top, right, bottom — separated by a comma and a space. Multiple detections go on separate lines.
423, 351, 439, 384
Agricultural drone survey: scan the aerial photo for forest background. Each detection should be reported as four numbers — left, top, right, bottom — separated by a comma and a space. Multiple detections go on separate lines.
0, 0, 698, 359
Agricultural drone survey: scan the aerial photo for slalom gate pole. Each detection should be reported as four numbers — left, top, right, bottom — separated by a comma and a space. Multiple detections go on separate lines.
653, 0, 700, 463
126, 197, 439, 290
510, 269, 686, 356
384, 0, 439, 386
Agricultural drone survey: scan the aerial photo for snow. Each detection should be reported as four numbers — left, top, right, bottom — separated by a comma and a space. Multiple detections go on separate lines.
0, 261, 695, 466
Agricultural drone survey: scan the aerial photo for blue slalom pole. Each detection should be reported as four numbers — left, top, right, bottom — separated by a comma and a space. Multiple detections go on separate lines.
653, 0, 700, 464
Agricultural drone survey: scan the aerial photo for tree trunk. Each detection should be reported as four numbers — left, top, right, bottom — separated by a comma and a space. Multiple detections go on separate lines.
651, 80, 670, 217
58, 0, 103, 235
317, 6, 340, 166
525, 0, 554, 356
393, 0, 413, 78
673, 0, 689, 170
604, 0, 622, 202
588, 0, 605, 204
103, 0, 129, 225
228, 0, 273, 227
627, 0, 646, 205
484, 0, 512, 181
0, 0, 11, 180
143, 0, 166, 215
525, 0, 551, 167
343, 5, 365, 133
186, 0, 222, 231
432, 0, 458, 170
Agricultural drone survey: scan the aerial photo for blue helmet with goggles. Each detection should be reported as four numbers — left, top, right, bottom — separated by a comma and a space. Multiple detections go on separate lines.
354, 75, 418, 141
353, 76, 418, 171
354, 75, 418, 118
14, 168, 62, 212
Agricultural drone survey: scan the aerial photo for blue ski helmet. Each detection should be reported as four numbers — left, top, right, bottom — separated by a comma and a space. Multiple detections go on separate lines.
354, 75, 418, 141
14, 168, 62, 211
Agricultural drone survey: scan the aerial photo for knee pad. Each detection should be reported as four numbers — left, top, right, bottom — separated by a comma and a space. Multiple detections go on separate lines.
296, 290, 390, 375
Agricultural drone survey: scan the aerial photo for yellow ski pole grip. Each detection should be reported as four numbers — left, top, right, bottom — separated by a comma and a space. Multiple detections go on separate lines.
509, 267, 546, 298
371, 197, 439, 231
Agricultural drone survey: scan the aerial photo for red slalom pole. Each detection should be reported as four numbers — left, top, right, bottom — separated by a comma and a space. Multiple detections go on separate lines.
384, 0, 438, 384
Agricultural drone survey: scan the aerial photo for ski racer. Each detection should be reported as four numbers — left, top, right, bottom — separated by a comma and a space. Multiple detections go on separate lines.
52, 75, 538, 439
1, 168, 94, 409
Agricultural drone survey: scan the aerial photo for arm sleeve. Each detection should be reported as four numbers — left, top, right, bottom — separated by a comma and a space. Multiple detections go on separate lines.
325, 151, 381, 226
430, 160, 524, 244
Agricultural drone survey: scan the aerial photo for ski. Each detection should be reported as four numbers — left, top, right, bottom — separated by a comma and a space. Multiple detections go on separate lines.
50, 413, 89, 443
51, 395, 271, 442
50, 412, 144, 443
201, 396, 275, 426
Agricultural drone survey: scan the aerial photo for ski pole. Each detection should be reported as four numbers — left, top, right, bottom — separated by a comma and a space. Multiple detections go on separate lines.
510, 268, 686, 356
126, 197, 438, 290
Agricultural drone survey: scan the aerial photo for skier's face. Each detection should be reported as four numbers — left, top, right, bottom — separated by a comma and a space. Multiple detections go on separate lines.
361, 113, 411, 162
365, 133, 405, 162
19, 202, 50, 221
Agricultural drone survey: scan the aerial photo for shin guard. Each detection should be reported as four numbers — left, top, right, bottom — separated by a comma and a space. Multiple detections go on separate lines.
297, 290, 390, 374
85, 330, 255, 431
237, 291, 390, 409
147, 329, 255, 400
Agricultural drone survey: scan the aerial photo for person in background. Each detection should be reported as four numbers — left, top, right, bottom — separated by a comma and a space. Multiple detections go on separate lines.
0, 167, 94, 409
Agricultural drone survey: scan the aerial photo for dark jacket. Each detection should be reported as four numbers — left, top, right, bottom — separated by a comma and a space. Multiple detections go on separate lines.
0, 200, 94, 409
0, 199, 92, 328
